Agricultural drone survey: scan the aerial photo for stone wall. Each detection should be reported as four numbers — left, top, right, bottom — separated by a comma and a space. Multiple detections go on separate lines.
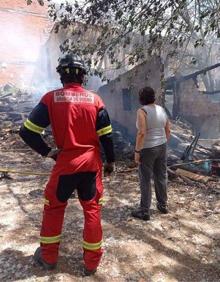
178, 79, 220, 138
98, 56, 163, 139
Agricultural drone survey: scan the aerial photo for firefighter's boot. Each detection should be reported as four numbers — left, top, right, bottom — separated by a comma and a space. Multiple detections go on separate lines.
33, 247, 57, 270
84, 266, 97, 276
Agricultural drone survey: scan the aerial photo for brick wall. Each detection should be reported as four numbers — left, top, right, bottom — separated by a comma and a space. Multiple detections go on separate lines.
0, 0, 46, 12
0, 0, 51, 87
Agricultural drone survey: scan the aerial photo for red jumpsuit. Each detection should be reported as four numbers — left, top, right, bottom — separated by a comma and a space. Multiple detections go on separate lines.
21, 83, 113, 271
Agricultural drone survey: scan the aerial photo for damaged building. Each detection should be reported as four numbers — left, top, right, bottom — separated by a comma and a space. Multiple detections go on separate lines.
166, 63, 220, 140
98, 56, 164, 140
1, 1, 220, 144
33, 21, 164, 143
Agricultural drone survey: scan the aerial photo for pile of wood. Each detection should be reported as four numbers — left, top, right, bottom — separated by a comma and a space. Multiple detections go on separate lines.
165, 119, 220, 187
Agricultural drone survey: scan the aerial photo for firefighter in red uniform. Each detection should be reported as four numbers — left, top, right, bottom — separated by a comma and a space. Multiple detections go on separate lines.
19, 54, 115, 275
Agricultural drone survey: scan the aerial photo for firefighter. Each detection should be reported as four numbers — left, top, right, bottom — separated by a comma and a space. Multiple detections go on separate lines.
19, 53, 115, 275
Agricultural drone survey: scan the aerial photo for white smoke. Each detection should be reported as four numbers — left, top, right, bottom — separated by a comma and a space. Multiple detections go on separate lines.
0, 13, 49, 91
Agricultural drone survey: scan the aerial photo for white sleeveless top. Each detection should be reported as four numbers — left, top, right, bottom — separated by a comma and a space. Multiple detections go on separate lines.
137, 104, 167, 148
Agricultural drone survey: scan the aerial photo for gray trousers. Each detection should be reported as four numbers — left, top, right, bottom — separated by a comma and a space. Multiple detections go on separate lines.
139, 143, 167, 212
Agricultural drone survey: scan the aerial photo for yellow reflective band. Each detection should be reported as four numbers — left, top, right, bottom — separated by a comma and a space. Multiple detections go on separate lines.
40, 235, 61, 244
98, 197, 105, 206
83, 240, 102, 250
96, 125, 112, 137
24, 119, 45, 134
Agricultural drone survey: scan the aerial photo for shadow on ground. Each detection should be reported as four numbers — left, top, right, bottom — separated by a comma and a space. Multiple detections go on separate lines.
0, 248, 89, 281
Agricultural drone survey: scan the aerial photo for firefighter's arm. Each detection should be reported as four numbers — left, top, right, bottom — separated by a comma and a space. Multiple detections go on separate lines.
96, 108, 115, 174
19, 102, 52, 157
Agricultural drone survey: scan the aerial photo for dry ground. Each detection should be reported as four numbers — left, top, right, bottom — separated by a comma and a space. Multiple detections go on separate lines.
0, 147, 220, 282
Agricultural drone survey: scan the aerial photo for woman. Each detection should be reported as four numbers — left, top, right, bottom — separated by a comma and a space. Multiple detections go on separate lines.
132, 86, 170, 221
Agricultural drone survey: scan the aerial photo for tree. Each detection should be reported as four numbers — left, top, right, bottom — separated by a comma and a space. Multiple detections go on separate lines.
163, 1, 220, 91
28, 0, 220, 76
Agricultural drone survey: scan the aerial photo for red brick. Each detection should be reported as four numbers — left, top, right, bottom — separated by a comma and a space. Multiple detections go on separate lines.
0, 0, 51, 86
0, 0, 48, 14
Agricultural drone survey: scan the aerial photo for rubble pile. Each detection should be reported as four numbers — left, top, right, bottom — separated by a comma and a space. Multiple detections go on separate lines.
110, 120, 135, 160
0, 84, 220, 188
168, 120, 211, 160
0, 84, 34, 125
112, 131, 134, 160
0, 86, 134, 159
0, 84, 35, 151
211, 141, 220, 158
166, 120, 220, 189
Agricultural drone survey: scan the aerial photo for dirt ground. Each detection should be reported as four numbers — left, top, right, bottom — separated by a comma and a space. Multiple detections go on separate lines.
0, 145, 220, 282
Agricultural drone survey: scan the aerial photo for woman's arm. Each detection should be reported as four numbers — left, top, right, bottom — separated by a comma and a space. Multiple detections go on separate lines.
135, 109, 147, 164
135, 109, 147, 151
165, 120, 171, 141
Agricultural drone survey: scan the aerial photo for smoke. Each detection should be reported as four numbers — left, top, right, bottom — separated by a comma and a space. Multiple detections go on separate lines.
0, 1, 106, 95
0, 22, 38, 63
0, 4, 51, 94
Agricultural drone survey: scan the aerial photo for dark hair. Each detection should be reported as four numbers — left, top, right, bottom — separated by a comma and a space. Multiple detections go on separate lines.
59, 68, 85, 85
139, 86, 155, 105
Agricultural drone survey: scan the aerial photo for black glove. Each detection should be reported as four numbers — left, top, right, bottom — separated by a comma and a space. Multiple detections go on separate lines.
104, 162, 115, 176
47, 149, 60, 161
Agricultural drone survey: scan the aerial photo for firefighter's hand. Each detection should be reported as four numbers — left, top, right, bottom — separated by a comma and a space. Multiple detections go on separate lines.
47, 148, 60, 161
104, 162, 115, 176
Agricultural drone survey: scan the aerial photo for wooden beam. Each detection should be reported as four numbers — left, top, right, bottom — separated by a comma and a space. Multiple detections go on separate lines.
179, 63, 220, 82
